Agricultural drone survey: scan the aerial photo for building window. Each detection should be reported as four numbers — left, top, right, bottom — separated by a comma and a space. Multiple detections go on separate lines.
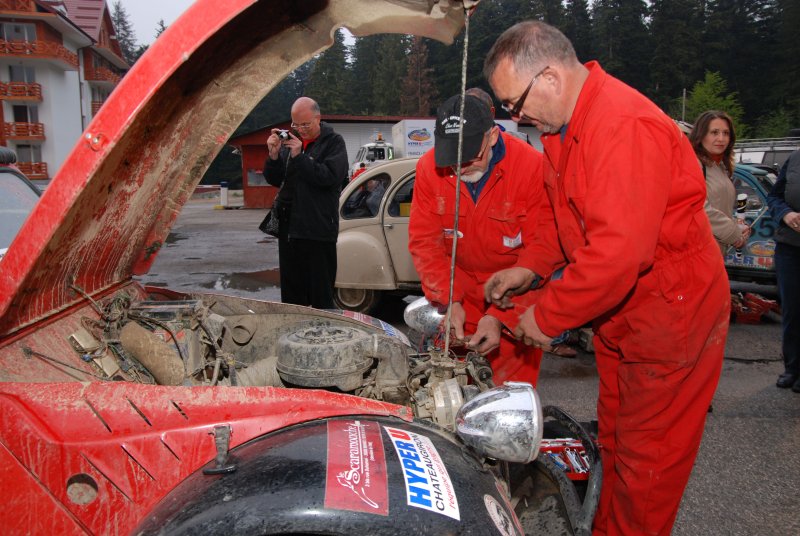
1, 23, 37, 42
8, 65, 35, 83
12, 104, 38, 123
16, 144, 42, 163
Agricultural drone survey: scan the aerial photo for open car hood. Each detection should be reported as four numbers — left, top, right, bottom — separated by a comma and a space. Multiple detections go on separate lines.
0, 0, 474, 337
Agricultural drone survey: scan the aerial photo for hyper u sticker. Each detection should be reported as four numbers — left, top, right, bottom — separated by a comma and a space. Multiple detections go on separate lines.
384, 426, 460, 520
325, 420, 389, 515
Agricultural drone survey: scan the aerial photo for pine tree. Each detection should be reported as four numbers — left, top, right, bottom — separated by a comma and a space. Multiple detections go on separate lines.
304, 29, 350, 114
592, 0, 652, 92
563, 0, 593, 62
648, 0, 704, 112
346, 34, 383, 114
400, 37, 437, 116
110, 1, 138, 65
680, 71, 747, 135
155, 19, 168, 39
371, 34, 410, 115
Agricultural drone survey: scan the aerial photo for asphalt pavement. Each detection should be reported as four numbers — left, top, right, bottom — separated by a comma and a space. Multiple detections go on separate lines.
137, 196, 799, 536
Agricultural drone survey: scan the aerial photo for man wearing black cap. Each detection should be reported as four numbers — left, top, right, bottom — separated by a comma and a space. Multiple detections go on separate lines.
407, 93, 548, 384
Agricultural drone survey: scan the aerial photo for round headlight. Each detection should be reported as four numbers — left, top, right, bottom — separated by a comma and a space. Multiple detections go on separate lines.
455, 382, 543, 463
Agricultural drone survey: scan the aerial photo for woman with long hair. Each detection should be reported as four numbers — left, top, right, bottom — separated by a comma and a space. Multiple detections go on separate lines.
689, 110, 750, 254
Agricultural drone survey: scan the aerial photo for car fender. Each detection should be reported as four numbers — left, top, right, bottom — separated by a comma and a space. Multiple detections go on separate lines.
336, 229, 397, 289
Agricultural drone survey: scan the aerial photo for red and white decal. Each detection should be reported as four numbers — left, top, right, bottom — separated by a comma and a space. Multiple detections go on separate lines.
325, 420, 389, 516
384, 426, 460, 520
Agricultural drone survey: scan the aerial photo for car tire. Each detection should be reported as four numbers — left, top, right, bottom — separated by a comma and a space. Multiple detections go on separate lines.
333, 287, 382, 314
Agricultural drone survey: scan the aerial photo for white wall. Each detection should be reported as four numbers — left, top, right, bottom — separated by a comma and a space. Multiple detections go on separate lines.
36, 67, 83, 175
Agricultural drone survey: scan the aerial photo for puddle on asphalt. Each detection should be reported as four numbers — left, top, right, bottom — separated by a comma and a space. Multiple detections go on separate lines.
199, 269, 281, 292
165, 232, 188, 245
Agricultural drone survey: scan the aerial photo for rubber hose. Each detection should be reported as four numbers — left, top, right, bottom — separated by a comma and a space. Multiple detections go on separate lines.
120, 321, 185, 386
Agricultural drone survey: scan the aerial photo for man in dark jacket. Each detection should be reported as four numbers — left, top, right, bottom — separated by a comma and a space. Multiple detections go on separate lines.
264, 97, 348, 308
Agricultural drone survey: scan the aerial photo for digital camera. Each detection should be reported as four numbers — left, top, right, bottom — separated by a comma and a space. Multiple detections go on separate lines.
277, 129, 290, 141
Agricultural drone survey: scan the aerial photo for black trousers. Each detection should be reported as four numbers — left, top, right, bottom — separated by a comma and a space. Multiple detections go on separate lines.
277, 236, 337, 309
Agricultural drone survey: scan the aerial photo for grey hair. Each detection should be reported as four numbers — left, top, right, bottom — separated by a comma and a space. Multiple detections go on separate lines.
484, 20, 577, 80
465, 87, 494, 110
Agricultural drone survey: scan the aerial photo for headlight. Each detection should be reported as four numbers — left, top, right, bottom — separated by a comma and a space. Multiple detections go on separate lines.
455, 382, 543, 463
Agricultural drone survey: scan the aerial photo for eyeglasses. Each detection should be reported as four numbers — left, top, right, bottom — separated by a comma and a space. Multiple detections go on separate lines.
291, 119, 316, 130
501, 65, 549, 119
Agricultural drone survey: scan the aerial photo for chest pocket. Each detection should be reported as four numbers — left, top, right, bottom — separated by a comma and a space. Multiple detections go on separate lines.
487, 201, 527, 253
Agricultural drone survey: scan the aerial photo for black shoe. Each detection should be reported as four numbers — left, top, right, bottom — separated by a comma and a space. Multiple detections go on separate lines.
793, 379, 800, 393
777, 373, 799, 388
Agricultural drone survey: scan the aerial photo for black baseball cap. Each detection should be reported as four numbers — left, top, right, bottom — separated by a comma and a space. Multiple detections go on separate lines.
434, 94, 494, 168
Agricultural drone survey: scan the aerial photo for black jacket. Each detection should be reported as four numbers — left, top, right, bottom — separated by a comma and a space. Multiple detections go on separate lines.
264, 122, 348, 242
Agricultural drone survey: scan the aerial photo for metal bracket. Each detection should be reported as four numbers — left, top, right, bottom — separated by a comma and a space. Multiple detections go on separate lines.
203, 425, 238, 475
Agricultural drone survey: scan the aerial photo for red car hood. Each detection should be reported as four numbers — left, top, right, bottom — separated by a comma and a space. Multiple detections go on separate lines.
0, 0, 472, 337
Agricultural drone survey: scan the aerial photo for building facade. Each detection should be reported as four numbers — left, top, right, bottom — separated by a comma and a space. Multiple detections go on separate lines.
0, 0, 126, 179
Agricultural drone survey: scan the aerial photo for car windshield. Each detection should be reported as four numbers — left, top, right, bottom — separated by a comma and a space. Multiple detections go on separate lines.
0, 169, 40, 252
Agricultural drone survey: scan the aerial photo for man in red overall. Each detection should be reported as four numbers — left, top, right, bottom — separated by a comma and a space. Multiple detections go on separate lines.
408, 94, 548, 384
483, 21, 730, 535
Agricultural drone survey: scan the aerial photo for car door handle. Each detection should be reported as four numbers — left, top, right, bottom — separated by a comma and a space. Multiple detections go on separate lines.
383, 223, 394, 229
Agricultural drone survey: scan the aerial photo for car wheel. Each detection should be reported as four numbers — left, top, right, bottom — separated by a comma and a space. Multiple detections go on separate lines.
333, 287, 382, 313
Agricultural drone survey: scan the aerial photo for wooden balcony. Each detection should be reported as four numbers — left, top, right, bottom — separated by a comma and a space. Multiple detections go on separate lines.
0, 81, 42, 101
85, 65, 121, 86
0, 39, 79, 70
91, 100, 104, 116
0, 0, 36, 11
4, 122, 44, 140
16, 161, 48, 179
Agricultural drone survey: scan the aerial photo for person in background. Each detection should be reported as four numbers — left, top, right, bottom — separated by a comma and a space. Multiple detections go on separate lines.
689, 110, 750, 254
465, 86, 531, 144
768, 149, 800, 392
483, 21, 730, 535
408, 93, 548, 384
351, 162, 367, 181
263, 97, 348, 308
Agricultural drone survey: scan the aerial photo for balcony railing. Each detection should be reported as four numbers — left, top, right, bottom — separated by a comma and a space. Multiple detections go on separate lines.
0, 0, 35, 11
4, 122, 45, 139
16, 161, 48, 179
91, 100, 104, 116
85, 65, 121, 85
0, 39, 79, 69
0, 81, 42, 101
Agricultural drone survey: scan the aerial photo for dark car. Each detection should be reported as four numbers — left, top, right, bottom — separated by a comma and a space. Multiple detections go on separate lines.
726, 163, 777, 284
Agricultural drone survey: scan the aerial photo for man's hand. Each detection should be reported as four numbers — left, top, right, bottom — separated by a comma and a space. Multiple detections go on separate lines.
784, 211, 800, 233
484, 267, 537, 309
513, 306, 553, 350
448, 302, 467, 341
466, 315, 502, 354
267, 129, 282, 160
284, 131, 303, 158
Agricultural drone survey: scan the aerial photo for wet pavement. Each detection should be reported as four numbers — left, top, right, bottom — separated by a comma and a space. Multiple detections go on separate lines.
138, 197, 799, 536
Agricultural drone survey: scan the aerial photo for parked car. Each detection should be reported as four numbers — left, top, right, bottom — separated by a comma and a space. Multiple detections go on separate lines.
0, 1, 598, 535
336, 157, 420, 312
727, 163, 778, 284
0, 150, 40, 262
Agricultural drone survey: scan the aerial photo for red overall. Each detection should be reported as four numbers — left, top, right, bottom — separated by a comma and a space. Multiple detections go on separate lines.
408, 132, 546, 384
504, 63, 730, 535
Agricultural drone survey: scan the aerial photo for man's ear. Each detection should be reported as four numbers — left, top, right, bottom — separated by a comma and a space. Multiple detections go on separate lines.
490, 125, 501, 145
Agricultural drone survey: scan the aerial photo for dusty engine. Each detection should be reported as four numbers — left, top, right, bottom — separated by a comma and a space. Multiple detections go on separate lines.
70, 296, 493, 431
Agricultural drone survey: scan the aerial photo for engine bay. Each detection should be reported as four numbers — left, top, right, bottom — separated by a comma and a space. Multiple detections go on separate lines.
63, 293, 495, 431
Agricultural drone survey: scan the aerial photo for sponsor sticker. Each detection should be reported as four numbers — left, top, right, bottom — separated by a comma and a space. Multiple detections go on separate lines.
325, 420, 389, 516
484, 494, 521, 536
384, 426, 460, 520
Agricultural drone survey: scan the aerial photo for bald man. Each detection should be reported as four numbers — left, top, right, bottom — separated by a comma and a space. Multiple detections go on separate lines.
264, 97, 348, 308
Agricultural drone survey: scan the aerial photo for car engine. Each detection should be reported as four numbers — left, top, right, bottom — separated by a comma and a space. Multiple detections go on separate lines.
68, 293, 494, 431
